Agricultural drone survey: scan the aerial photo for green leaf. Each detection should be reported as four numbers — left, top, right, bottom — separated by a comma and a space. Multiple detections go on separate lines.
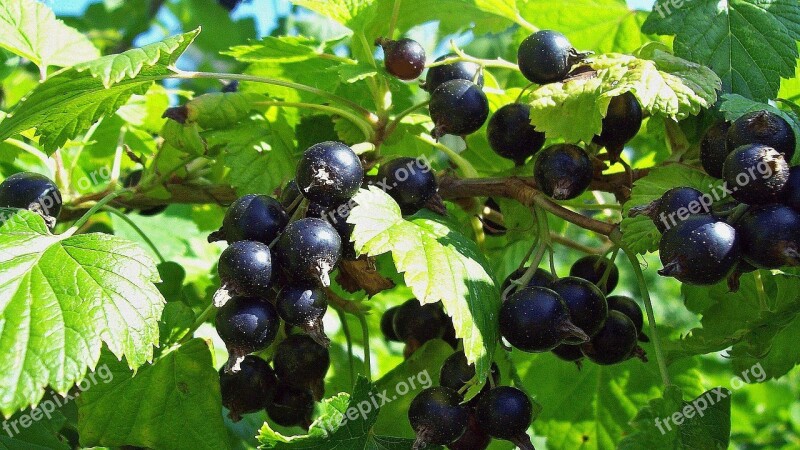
0, 209, 165, 417
0, 29, 199, 154
619, 386, 731, 450
183, 92, 268, 130
161, 120, 206, 155
0, 0, 99, 71
223, 36, 321, 63
76, 339, 230, 450
348, 187, 500, 381
0, 407, 68, 449
258, 392, 350, 446
642, 0, 800, 102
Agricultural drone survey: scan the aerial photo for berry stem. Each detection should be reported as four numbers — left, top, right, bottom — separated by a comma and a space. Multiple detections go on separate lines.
753, 270, 769, 311
180, 302, 216, 345
101, 206, 166, 264
425, 41, 519, 72
65, 189, 132, 236
255, 100, 374, 141
384, 99, 430, 138
387, 0, 402, 40
415, 134, 479, 178
357, 313, 372, 380
333, 306, 356, 386
597, 247, 619, 291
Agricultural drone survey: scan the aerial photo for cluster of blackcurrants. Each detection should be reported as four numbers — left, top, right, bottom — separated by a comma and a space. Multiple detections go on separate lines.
0, 172, 62, 229
500, 255, 648, 368
634, 110, 800, 287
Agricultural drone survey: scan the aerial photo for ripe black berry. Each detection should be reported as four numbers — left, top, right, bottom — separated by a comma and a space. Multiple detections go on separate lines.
737, 204, 800, 269
424, 53, 484, 93
783, 166, 800, 211
607, 295, 648, 342
517, 30, 584, 84
215, 241, 273, 307
266, 383, 315, 429
592, 92, 643, 161
500, 287, 589, 352
219, 355, 277, 422
377, 157, 438, 215
280, 180, 303, 209
318, 202, 357, 259
658, 215, 740, 285
276, 283, 329, 346
381, 306, 402, 341
500, 267, 556, 294
487, 103, 546, 165
569, 255, 619, 294
429, 79, 489, 138
581, 310, 644, 365
439, 351, 499, 396
551, 343, 584, 364
392, 299, 446, 346
534, 144, 593, 200
700, 121, 731, 178
727, 110, 796, 160
722, 144, 789, 205
475, 386, 534, 449
209, 194, 289, 245
0, 172, 62, 226
408, 387, 468, 448
273, 334, 330, 389
448, 413, 491, 450
274, 217, 342, 286
296, 141, 364, 207
216, 296, 281, 373
631, 187, 710, 233
552, 276, 608, 343
376, 38, 426, 80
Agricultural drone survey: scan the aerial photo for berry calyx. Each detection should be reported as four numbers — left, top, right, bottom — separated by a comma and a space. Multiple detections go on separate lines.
424, 53, 484, 93
214, 240, 273, 307
381, 306, 402, 341
722, 144, 789, 205
606, 295, 649, 342
581, 310, 645, 365
630, 187, 710, 233
592, 92, 643, 161
295, 141, 364, 207
408, 387, 469, 448
658, 215, 740, 285
552, 276, 608, 343
265, 383, 315, 429
534, 144, 593, 200
376, 38, 426, 80
219, 355, 277, 422
500, 267, 555, 295
208, 194, 289, 245
568, 255, 619, 294
274, 217, 342, 286
500, 287, 589, 352
0, 172, 62, 228
737, 204, 800, 269
474, 386, 535, 450
487, 103, 546, 165
700, 120, 731, 178
429, 79, 489, 138
377, 157, 438, 215
215, 296, 281, 373
272, 334, 330, 392
727, 110, 796, 161
517, 30, 587, 85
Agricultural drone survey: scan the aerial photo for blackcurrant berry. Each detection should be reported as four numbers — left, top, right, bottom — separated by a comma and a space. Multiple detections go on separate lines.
581, 310, 644, 365
475, 386, 534, 449
272, 334, 330, 389
122, 169, 167, 216
214, 240, 273, 307
500, 267, 555, 294
376, 38, 426, 80
219, 355, 277, 422
408, 387, 468, 448
700, 121, 731, 178
0, 172, 62, 227
274, 217, 342, 286
534, 144, 593, 200
441, 318, 459, 349
722, 144, 789, 205
782, 166, 800, 211
318, 201, 357, 259
568, 255, 619, 294
276, 283, 329, 346
393, 299, 446, 346
552, 276, 608, 343
658, 215, 740, 285
424, 53, 484, 93
517, 30, 585, 84
295, 141, 364, 207
630, 187, 710, 233
486, 103, 546, 165
551, 343, 584, 364
429, 79, 489, 138
500, 287, 589, 352
217, 0, 242, 11
377, 157, 438, 215
727, 110, 796, 161
381, 306, 402, 341
280, 179, 303, 209
448, 413, 491, 450
265, 383, 315, 429
737, 204, 800, 269
606, 295, 648, 342
216, 296, 281, 373
439, 351, 499, 396
209, 194, 289, 245
592, 92, 643, 161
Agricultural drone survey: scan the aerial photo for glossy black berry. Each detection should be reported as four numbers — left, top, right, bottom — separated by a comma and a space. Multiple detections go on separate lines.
216, 296, 281, 372
475, 386, 534, 449
439, 351, 499, 395
274, 217, 342, 286
448, 413, 491, 450
783, 166, 800, 211
552, 276, 608, 343
408, 387, 468, 447
700, 121, 731, 178
215, 241, 273, 307
280, 180, 303, 209
276, 283, 329, 346
534, 144, 593, 200
722, 144, 789, 205
607, 295, 648, 343
581, 310, 643, 365
0, 172, 62, 225
727, 110, 796, 161
393, 299, 446, 345
377, 157, 438, 215
569, 255, 619, 294
219, 355, 277, 421
658, 215, 740, 285
737, 204, 800, 269
429, 79, 489, 138
318, 201, 357, 259
500, 287, 589, 352
273, 334, 330, 388
631, 187, 710, 233
266, 383, 315, 429
377, 38, 426, 80
296, 141, 364, 207
551, 343, 584, 363
209, 194, 289, 245
500, 266, 555, 295
487, 103, 546, 165
425, 53, 484, 93
122, 169, 166, 216
592, 92, 643, 161
517, 30, 584, 84
381, 306, 402, 341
